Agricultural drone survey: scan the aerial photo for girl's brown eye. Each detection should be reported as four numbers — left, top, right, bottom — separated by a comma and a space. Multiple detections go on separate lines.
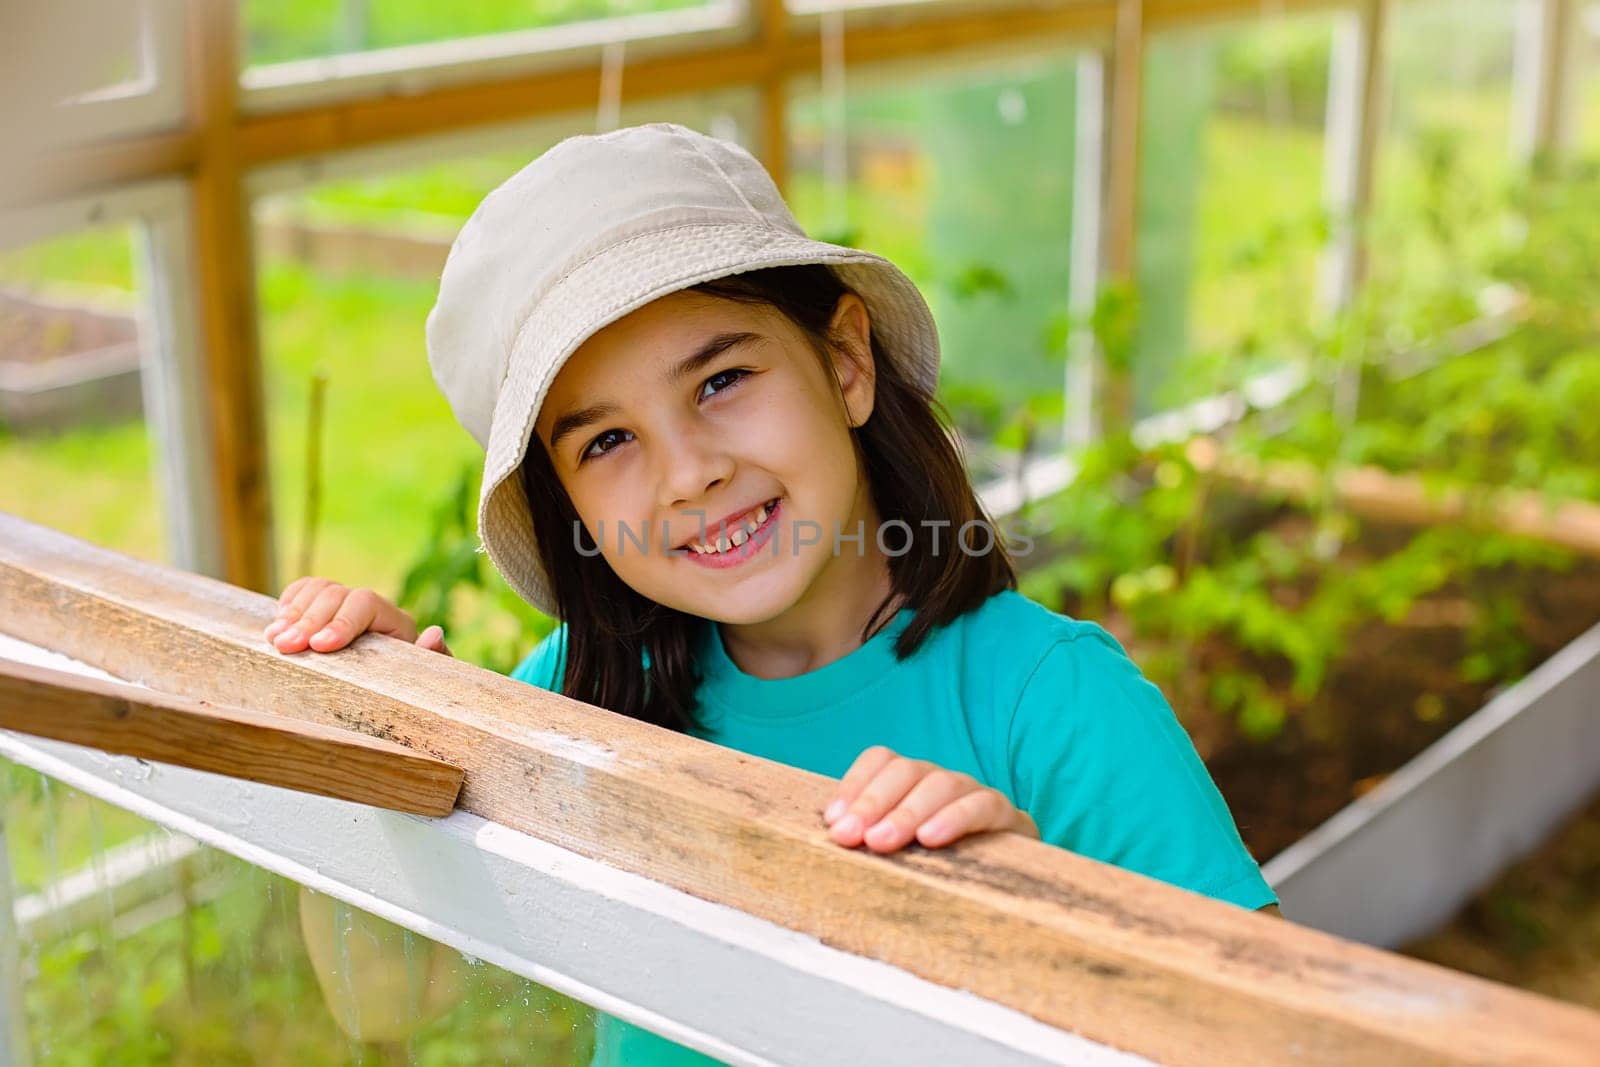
583, 429, 632, 461
699, 368, 750, 401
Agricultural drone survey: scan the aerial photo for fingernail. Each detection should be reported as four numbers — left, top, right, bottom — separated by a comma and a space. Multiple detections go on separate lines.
865, 821, 894, 847
824, 799, 846, 824
311, 629, 333, 643
833, 813, 861, 838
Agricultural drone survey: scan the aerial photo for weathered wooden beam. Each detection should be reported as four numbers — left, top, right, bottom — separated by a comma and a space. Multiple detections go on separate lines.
1144, 0, 1347, 27
184, 0, 275, 592
1103, 0, 1143, 286
1186, 437, 1600, 558
0, 659, 463, 817
757, 0, 790, 192
4, 512, 1600, 1064
1099, 0, 1143, 430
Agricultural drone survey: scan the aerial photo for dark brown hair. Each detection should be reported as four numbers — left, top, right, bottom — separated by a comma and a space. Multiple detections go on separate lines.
518, 263, 1016, 731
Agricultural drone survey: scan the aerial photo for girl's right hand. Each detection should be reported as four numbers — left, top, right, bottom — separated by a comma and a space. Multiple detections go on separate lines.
263, 577, 452, 658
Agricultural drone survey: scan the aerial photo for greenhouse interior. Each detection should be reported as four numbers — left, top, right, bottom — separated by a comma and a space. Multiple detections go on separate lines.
1, 0, 1599, 1063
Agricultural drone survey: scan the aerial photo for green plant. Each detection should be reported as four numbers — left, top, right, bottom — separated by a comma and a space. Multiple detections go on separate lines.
1013, 154, 1599, 745
395, 461, 555, 675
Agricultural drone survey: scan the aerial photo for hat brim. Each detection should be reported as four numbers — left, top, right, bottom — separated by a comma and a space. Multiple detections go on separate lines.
478, 221, 941, 620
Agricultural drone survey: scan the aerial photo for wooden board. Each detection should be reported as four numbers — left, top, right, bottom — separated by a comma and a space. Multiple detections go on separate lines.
184, 0, 275, 592
1186, 436, 1600, 558
4, 511, 1600, 1064
0, 658, 462, 817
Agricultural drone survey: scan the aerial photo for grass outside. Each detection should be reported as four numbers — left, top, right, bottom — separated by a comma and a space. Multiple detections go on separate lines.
258, 262, 477, 595
243, 0, 704, 66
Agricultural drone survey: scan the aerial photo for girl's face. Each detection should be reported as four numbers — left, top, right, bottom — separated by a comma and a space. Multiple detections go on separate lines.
533, 289, 881, 625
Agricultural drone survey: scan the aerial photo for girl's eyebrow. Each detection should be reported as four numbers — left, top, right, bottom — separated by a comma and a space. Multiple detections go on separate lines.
546, 331, 763, 453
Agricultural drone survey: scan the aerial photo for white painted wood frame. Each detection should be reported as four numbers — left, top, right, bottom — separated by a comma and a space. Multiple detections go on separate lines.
46, 0, 187, 148
1511, 0, 1581, 163
1318, 0, 1387, 318
1065, 49, 1111, 449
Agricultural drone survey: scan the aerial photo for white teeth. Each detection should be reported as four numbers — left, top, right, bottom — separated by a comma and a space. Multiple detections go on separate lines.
687, 500, 775, 554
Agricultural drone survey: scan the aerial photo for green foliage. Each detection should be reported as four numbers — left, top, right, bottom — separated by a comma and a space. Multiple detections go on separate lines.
1213, 20, 1334, 126
396, 461, 556, 675
1017, 156, 1600, 744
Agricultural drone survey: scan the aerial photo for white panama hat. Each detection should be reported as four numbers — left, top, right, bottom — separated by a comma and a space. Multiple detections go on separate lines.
425, 122, 942, 619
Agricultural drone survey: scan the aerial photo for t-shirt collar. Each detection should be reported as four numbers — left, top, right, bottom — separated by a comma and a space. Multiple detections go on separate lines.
696, 606, 918, 720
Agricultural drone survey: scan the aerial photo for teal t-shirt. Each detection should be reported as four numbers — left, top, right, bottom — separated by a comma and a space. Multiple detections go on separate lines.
509, 589, 1276, 1065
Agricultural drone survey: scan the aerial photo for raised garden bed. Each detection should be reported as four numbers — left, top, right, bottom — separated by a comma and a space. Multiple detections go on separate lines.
0, 289, 143, 434
1406, 786, 1600, 1011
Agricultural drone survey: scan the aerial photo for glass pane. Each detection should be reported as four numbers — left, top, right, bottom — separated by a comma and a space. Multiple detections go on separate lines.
1369, 0, 1518, 302
71, 1, 147, 96
788, 49, 1080, 472
0, 224, 166, 563
2, 762, 596, 1062
243, 0, 718, 68
252, 96, 755, 671
1135, 14, 1337, 414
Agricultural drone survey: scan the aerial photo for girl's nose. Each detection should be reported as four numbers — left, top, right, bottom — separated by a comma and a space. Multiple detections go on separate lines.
656, 423, 736, 509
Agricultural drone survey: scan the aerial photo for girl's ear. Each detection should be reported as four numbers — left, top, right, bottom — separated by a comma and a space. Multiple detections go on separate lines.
827, 293, 877, 429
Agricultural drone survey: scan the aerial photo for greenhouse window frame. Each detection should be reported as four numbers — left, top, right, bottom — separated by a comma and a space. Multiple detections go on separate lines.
239, 0, 752, 116
46, 0, 189, 148
0, 182, 224, 580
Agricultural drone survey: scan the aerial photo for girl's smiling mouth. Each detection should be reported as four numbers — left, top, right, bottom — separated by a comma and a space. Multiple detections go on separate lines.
680, 497, 782, 569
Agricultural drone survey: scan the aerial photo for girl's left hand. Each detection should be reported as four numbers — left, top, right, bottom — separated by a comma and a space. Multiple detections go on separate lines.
822, 745, 1040, 853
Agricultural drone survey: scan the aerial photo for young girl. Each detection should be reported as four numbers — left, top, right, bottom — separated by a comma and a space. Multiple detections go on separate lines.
264, 122, 1278, 1064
